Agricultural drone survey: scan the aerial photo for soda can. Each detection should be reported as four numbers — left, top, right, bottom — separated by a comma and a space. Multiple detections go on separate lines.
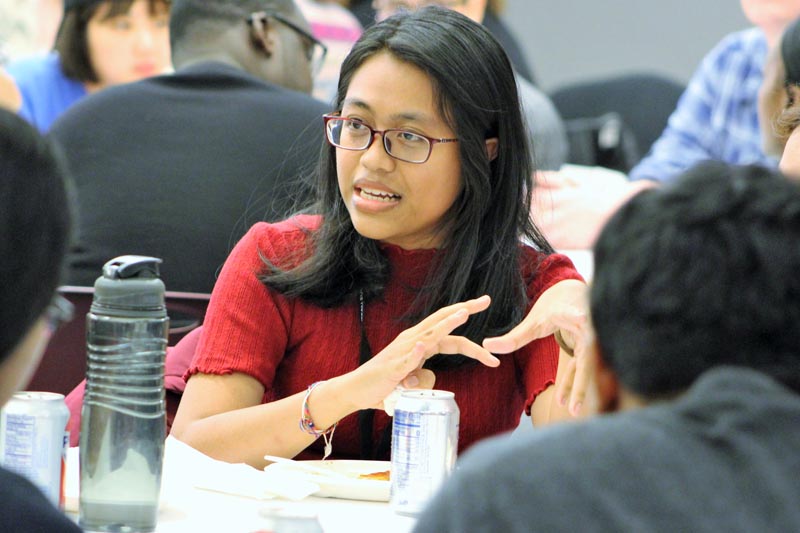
0, 391, 70, 507
390, 389, 459, 516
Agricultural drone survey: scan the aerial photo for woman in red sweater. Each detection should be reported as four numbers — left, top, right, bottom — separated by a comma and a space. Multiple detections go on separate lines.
172, 6, 589, 467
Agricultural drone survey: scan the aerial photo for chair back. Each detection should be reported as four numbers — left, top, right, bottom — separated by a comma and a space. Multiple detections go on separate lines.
550, 73, 685, 172
26, 286, 211, 396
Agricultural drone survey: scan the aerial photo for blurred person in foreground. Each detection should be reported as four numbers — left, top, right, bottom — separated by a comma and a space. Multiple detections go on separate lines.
49, 0, 329, 294
416, 161, 800, 532
535, 0, 800, 249
6, 0, 171, 131
373, 0, 567, 171
0, 108, 80, 531
171, 7, 591, 469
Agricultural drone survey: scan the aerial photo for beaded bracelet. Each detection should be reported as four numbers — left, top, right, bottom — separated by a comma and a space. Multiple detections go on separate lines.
299, 381, 337, 459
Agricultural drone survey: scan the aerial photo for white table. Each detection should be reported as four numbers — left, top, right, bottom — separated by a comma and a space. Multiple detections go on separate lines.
65, 440, 416, 533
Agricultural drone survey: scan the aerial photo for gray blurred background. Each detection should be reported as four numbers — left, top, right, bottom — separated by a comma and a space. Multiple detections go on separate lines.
502, 0, 750, 91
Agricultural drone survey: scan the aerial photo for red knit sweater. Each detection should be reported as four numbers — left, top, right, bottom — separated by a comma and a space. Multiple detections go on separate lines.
187, 215, 582, 459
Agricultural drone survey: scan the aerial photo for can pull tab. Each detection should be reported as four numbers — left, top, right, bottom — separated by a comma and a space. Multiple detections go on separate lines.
102, 255, 162, 280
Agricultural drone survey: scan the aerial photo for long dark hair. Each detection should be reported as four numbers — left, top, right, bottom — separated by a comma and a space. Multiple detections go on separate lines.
262, 7, 553, 368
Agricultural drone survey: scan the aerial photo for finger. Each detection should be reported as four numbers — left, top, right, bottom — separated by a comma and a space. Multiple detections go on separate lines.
482, 313, 550, 354
403, 368, 435, 389
401, 341, 430, 374
555, 356, 576, 407
568, 332, 597, 416
412, 295, 491, 332
548, 311, 590, 339
412, 306, 475, 355
433, 336, 500, 367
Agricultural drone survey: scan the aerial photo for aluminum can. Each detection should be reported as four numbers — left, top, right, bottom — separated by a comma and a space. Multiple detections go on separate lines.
0, 391, 70, 507
390, 389, 459, 515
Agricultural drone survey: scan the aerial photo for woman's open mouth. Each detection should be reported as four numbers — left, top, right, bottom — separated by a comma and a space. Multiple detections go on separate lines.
357, 186, 402, 203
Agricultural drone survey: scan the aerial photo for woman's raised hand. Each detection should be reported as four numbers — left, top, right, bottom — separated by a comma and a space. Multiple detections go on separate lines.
346, 295, 499, 411
482, 279, 592, 416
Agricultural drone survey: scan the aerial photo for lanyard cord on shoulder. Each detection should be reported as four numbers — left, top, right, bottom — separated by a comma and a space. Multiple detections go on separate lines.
357, 290, 393, 460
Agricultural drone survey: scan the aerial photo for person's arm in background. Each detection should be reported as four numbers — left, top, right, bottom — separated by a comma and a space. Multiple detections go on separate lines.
629, 29, 768, 183
532, 29, 769, 249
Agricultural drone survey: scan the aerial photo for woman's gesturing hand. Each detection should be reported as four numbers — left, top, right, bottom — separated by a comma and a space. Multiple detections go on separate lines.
482, 279, 592, 416
346, 295, 499, 411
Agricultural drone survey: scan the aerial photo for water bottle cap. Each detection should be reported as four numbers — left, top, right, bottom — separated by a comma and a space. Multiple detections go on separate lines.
92, 255, 167, 318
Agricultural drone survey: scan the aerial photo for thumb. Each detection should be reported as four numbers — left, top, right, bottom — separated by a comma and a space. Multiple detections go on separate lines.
403, 368, 436, 390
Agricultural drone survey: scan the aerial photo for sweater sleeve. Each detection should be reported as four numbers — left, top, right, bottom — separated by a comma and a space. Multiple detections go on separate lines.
517, 251, 584, 413
185, 221, 301, 387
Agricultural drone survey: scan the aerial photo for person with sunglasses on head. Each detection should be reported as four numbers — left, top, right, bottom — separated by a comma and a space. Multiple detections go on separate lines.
49, 0, 329, 295
6, 0, 171, 131
0, 108, 81, 532
171, 6, 591, 468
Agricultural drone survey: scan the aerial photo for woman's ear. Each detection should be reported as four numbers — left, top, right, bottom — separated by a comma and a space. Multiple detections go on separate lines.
485, 137, 499, 161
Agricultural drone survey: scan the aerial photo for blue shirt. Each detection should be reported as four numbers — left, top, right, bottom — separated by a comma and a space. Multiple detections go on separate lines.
6, 53, 87, 132
630, 28, 778, 182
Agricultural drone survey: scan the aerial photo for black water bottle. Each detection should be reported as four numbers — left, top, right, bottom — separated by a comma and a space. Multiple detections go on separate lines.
79, 256, 168, 533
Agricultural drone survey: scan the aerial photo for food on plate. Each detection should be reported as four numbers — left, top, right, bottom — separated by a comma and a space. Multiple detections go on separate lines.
358, 470, 390, 481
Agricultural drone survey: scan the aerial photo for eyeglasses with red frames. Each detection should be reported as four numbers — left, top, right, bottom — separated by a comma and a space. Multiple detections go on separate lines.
323, 114, 458, 164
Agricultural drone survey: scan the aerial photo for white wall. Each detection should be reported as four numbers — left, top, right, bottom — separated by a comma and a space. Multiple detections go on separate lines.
502, 0, 750, 91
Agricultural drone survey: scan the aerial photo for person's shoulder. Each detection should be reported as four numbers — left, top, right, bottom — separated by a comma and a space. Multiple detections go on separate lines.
175, 62, 329, 111
481, 408, 658, 464
5, 53, 60, 81
0, 468, 81, 532
707, 27, 766, 62
519, 245, 583, 283
246, 215, 320, 256
49, 77, 158, 134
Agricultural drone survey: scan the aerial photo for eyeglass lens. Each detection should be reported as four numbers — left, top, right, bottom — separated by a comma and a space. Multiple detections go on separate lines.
326, 118, 431, 163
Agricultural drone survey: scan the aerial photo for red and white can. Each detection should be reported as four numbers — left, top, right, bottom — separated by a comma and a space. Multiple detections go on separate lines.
0, 391, 70, 507
390, 389, 459, 516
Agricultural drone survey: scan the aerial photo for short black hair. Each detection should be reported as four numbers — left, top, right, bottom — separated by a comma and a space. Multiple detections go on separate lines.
591, 162, 800, 397
168, 0, 296, 57
55, 0, 171, 83
0, 109, 72, 363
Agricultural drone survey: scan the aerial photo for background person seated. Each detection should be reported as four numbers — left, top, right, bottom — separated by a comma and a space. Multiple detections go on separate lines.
6, 0, 171, 131
532, 0, 800, 250
416, 162, 800, 532
49, 0, 329, 294
0, 108, 81, 532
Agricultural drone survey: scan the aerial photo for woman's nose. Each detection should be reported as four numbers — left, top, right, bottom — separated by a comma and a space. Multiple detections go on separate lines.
360, 132, 395, 171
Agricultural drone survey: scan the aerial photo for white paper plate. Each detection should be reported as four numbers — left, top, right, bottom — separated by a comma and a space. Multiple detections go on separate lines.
303, 460, 390, 502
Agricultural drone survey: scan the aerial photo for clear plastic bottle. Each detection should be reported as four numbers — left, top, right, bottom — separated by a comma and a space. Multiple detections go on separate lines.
79, 256, 168, 533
